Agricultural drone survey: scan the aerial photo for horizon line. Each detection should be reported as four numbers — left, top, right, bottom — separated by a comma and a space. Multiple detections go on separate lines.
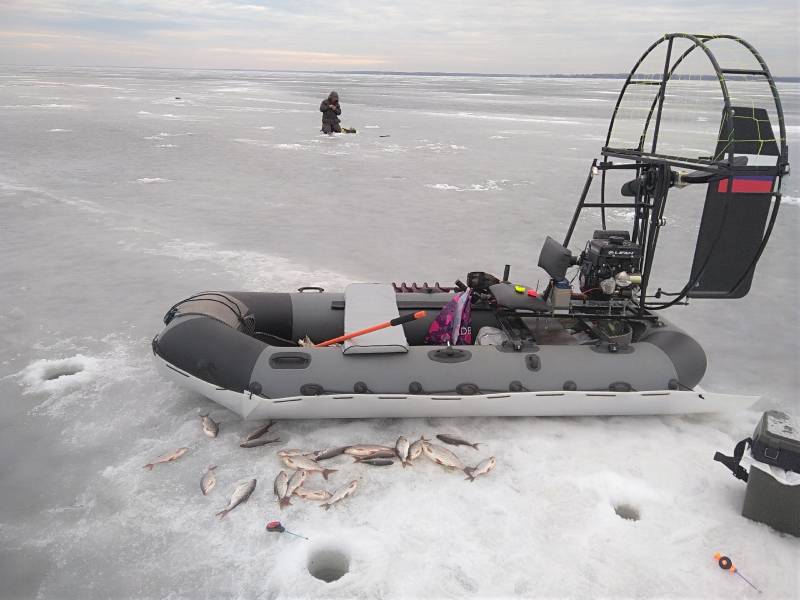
1, 62, 798, 81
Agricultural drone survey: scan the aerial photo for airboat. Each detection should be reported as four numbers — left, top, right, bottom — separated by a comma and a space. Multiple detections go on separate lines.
152, 34, 789, 419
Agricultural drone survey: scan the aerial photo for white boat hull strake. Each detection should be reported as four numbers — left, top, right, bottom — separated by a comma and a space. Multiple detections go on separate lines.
155, 355, 756, 419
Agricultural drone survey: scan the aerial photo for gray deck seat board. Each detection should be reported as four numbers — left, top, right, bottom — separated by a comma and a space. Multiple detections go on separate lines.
343, 283, 409, 355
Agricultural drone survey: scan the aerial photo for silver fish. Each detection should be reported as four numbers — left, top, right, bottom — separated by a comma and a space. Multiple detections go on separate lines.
311, 446, 349, 461
282, 455, 337, 480
239, 437, 281, 448
465, 456, 496, 482
351, 449, 396, 462
436, 434, 480, 450
143, 447, 189, 470
216, 479, 257, 519
274, 470, 290, 509
320, 480, 358, 510
201, 465, 217, 495
423, 443, 471, 476
344, 445, 395, 458
395, 436, 410, 467
277, 448, 307, 458
200, 414, 219, 438
286, 469, 307, 498
407, 437, 428, 463
244, 420, 275, 442
357, 458, 395, 466
294, 486, 332, 502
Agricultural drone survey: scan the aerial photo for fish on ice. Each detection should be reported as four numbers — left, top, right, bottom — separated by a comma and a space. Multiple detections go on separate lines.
320, 480, 358, 510
244, 420, 275, 442
423, 443, 472, 477
277, 448, 314, 458
310, 446, 349, 461
294, 487, 332, 502
395, 436, 410, 467
201, 465, 217, 495
240, 437, 281, 448
216, 479, 257, 519
407, 437, 428, 463
200, 414, 219, 438
436, 434, 480, 450
356, 458, 395, 467
351, 449, 396, 462
465, 456, 496, 482
344, 445, 395, 458
143, 447, 189, 470
282, 455, 337, 480
286, 469, 307, 498
274, 470, 290, 509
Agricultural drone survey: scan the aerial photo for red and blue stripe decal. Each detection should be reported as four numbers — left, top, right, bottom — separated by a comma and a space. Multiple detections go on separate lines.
717, 175, 773, 194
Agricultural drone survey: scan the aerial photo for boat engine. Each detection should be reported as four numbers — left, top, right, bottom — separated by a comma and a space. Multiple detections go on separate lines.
579, 230, 643, 297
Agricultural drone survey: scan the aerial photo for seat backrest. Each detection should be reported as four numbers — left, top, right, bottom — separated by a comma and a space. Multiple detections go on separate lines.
343, 283, 409, 355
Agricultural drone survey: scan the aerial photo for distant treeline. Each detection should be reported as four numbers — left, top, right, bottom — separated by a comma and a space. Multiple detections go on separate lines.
341, 71, 800, 82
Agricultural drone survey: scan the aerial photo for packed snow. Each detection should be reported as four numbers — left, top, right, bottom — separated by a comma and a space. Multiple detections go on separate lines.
0, 67, 798, 599
135, 177, 172, 184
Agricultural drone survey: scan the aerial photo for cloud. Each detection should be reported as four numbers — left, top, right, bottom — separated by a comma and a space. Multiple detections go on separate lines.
0, 0, 797, 74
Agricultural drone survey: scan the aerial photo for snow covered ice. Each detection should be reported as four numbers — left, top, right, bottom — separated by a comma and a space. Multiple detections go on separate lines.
1, 67, 799, 598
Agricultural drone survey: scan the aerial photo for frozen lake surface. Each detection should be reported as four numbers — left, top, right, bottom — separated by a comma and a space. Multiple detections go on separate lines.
1, 67, 798, 599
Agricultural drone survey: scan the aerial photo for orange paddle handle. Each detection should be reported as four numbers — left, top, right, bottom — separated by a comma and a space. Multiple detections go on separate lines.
314, 311, 426, 347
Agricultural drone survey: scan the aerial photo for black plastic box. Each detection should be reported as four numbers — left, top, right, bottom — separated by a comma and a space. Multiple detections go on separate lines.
742, 466, 799, 536
741, 411, 800, 536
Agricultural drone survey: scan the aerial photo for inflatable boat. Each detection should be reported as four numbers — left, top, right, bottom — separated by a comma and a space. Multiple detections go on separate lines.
152, 34, 789, 419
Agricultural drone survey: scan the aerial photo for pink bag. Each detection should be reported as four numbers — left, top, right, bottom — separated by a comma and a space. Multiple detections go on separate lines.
424, 290, 473, 345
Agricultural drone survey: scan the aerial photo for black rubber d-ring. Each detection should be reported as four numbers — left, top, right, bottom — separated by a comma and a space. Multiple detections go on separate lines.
408, 381, 423, 394
718, 556, 732, 570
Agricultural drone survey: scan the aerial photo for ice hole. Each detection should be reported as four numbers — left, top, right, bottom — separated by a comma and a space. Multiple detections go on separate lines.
614, 503, 641, 521
307, 546, 350, 583
42, 360, 84, 381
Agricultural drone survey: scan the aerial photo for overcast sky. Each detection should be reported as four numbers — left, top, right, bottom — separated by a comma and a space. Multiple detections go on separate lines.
0, 1, 798, 75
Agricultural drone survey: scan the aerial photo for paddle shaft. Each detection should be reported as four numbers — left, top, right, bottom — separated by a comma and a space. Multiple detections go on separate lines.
314, 311, 426, 347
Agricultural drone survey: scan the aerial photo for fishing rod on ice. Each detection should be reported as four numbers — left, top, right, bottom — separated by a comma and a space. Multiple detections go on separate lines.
266, 520, 310, 540
713, 552, 761, 594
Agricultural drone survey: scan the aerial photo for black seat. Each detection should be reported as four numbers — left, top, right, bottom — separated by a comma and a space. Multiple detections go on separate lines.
489, 283, 551, 313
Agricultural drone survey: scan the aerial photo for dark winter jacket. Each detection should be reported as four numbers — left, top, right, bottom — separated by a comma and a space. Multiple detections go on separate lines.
320, 96, 341, 123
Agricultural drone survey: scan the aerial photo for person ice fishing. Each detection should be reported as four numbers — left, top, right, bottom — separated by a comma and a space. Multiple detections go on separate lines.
320, 91, 342, 134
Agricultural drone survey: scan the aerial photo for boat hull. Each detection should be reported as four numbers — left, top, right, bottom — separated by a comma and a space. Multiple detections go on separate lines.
153, 352, 755, 418
150, 289, 743, 417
